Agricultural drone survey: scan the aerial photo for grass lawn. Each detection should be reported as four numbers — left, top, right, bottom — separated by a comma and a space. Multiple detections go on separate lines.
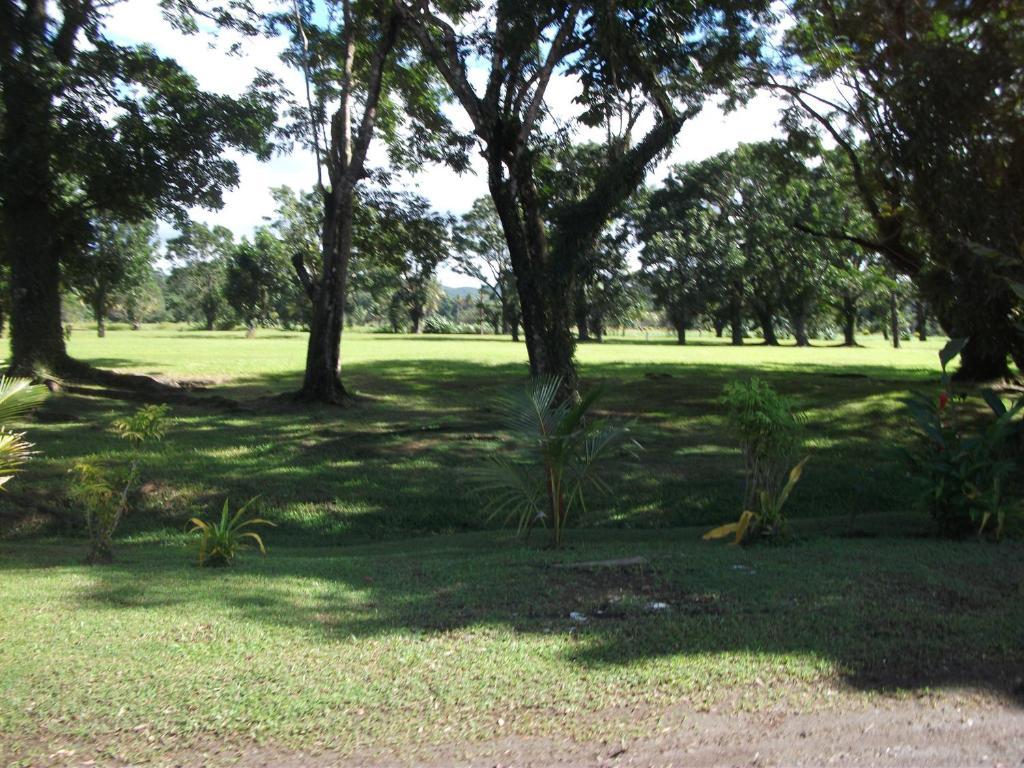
1, 327, 1022, 765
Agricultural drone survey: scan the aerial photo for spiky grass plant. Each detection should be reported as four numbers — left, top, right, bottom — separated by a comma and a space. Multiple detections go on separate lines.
188, 497, 274, 567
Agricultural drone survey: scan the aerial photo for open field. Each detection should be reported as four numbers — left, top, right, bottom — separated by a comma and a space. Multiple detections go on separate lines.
2, 327, 1022, 766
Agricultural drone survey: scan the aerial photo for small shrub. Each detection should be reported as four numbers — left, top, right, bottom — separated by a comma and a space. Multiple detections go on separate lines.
468, 375, 638, 548
906, 339, 1023, 538
72, 404, 170, 564
187, 497, 274, 567
705, 457, 808, 544
422, 316, 485, 335
719, 378, 804, 511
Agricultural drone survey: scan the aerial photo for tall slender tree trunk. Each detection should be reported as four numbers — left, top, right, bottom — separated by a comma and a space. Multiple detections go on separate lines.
730, 278, 744, 346
890, 289, 901, 349
915, 299, 927, 341
300, 187, 352, 402
714, 317, 724, 338
96, 311, 107, 338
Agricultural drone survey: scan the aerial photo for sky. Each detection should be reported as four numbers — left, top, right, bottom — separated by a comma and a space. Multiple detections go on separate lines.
104, 1, 786, 286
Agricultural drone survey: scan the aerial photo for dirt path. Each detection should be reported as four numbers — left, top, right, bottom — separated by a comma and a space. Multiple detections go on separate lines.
148, 695, 1022, 768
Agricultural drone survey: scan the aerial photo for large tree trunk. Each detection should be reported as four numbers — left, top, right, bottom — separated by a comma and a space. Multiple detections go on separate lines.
841, 295, 857, 346
674, 319, 687, 345
1, 66, 68, 377
713, 317, 724, 338
203, 310, 215, 331
410, 307, 423, 334
575, 305, 590, 342
488, 156, 577, 391
791, 308, 810, 347
96, 313, 107, 338
299, 187, 352, 403
915, 299, 928, 341
755, 307, 779, 346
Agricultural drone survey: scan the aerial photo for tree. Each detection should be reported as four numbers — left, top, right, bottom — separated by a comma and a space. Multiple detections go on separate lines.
117, 266, 166, 329
452, 197, 520, 340
0, 0, 275, 377
65, 218, 157, 337
397, 0, 771, 392
225, 229, 290, 336
166, 223, 235, 331
275, 0, 469, 402
385, 194, 451, 333
639, 165, 740, 344
777, 0, 1024, 378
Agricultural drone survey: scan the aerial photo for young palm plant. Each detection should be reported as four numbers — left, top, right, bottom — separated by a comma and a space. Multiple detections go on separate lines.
470, 375, 637, 548
188, 497, 274, 567
0, 376, 47, 490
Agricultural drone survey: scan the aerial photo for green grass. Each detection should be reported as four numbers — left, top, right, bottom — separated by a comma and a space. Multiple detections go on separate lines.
7, 327, 951, 538
2, 326, 1022, 765
2, 532, 1023, 764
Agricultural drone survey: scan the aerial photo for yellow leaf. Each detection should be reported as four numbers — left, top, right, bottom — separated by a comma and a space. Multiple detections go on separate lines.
703, 523, 739, 540
734, 510, 756, 544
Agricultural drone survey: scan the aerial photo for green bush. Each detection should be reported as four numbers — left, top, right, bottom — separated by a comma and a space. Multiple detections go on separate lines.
906, 339, 1023, 538
720, 378, 804, 515
422, 316, 485, 335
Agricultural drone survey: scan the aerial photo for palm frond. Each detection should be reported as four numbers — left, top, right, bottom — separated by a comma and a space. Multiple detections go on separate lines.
0, 377, 47, 425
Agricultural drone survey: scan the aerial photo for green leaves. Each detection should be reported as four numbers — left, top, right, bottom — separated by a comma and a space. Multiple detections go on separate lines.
111, 405, 170, 445
468, 375, 636, 547
188, 497, 275, 567
938, 338, 968, 373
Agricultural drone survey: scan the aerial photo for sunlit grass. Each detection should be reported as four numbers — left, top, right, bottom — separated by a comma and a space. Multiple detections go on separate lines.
3, 325, 1020, 765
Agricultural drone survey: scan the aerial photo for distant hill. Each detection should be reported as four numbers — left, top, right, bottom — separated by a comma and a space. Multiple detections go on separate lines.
442, 285, 479, 299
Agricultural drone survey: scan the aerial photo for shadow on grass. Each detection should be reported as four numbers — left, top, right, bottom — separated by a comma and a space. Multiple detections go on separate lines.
14, 529, 1021, 705
10, 355, 931, 543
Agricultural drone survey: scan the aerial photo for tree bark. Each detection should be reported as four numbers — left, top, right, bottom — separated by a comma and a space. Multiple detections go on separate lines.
915, 299, 927, 341
299, 187, 352, 402
674, 319, 687, 345
203, 311, 215, 332
841, 295, 857, 346
791, 309, 810, 347
1, 55, 68, 376
575, 304, 590, 342
730, 278, 744, 346
889, 289, 901, 349
755, 307, 778, 346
